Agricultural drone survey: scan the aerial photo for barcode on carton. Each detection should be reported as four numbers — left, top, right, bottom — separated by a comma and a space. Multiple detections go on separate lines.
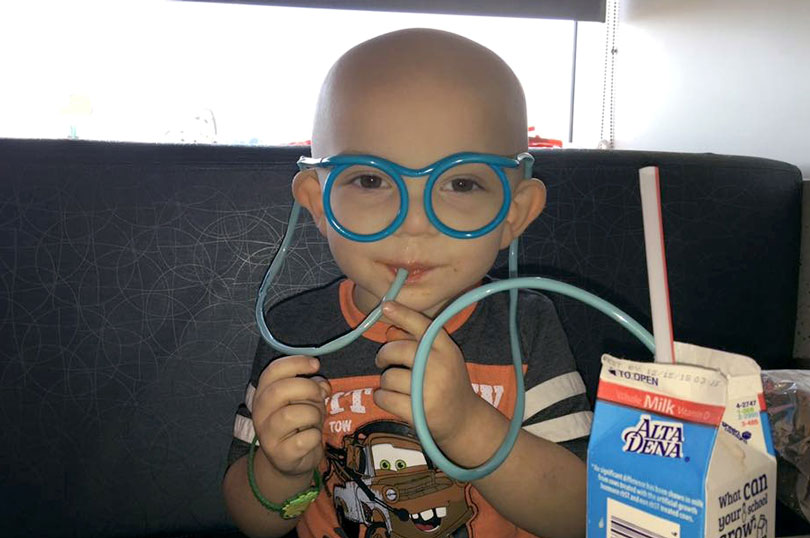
607, 498, 680, 538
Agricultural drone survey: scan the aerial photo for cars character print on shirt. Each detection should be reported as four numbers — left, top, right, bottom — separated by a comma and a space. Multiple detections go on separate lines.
322, 420, 474, 538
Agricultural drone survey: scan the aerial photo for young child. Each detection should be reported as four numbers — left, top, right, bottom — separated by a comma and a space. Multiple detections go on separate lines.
223, 28, 591, 538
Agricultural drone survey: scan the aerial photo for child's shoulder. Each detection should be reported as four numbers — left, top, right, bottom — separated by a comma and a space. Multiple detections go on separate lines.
517, 286, 557, 312
455, 278, 562, 348
268, 277, 342, 313
263, 277, 348, 343
476, 276, 558, 319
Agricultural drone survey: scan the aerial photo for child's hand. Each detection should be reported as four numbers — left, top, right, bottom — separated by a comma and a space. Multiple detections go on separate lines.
374, 301, 480, 445
252, 355, 331, 478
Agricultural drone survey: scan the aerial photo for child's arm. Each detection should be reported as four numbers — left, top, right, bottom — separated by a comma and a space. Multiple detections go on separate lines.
375, 301, 586, 538
223, 449, 319, 538
442, 396, 586, 538
222, 355, 330, 538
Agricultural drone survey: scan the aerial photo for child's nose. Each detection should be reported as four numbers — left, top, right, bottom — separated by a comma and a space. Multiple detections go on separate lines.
396, 179, 438, 237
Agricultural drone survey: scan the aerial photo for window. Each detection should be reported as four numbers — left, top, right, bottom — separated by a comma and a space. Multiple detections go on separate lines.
0, 0, 604, 146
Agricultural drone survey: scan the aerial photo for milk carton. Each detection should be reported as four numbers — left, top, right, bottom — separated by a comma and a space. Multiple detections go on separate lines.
587, 342, 776, 538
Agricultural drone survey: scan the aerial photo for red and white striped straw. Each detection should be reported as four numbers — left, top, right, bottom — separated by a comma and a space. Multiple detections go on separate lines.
639, 166, 676, 364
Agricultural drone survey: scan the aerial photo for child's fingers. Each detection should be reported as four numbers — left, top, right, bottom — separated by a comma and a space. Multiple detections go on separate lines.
379, 366, 411, 395
381, 301, 429, 338
385, 325, 413, 342
253, 377, 325, 420
274, 428, 323, 467
375, 339, 418, 370
373, 388, 413, 424
309, 375, 332, 399
382, 301, 453, 351
257, 355, 320, 391
263, 402, 325, 444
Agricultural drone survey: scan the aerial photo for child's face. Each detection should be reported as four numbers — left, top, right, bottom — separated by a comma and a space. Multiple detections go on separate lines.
294, 30, 545, 318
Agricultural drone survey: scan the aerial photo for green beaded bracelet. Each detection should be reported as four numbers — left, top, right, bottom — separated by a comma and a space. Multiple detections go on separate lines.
247, 434, 322, 520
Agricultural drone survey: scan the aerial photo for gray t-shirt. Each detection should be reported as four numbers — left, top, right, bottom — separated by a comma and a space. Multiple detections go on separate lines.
227, 278, 592, 537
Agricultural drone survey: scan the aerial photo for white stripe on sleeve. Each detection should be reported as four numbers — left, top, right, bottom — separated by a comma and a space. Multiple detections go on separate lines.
245, 383, 256, 413
522, 410, 593, 442
234, 414, 256, 444
522, 371, 587, 421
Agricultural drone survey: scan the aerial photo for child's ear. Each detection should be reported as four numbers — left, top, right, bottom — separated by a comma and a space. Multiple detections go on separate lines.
292, 169, 329, 236
499, 178, 547, 249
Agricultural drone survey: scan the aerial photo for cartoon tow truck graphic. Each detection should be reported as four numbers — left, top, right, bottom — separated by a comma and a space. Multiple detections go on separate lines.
324, 420, 473, 538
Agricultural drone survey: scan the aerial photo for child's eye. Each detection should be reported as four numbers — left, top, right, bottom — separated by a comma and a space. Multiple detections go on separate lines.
441, 177, 484, 193
350, 174, 390, 189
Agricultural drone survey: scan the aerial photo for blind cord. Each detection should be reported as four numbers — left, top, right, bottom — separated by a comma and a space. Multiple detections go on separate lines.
599, 0, 620, 149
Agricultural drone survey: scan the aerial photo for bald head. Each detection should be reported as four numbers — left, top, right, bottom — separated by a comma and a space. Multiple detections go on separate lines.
311, 29, 527, 165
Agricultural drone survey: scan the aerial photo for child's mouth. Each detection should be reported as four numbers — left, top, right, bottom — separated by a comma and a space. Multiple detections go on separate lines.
386, 263, 434, 283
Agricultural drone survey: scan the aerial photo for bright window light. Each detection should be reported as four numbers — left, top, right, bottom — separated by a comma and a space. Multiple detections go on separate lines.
0, 0, 580, 146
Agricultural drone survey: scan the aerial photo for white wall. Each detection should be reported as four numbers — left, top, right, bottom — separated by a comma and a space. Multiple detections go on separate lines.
614, 0, 810, 176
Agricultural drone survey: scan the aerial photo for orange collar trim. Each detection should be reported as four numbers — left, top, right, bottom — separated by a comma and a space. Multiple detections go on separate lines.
338, 279, 478, 343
